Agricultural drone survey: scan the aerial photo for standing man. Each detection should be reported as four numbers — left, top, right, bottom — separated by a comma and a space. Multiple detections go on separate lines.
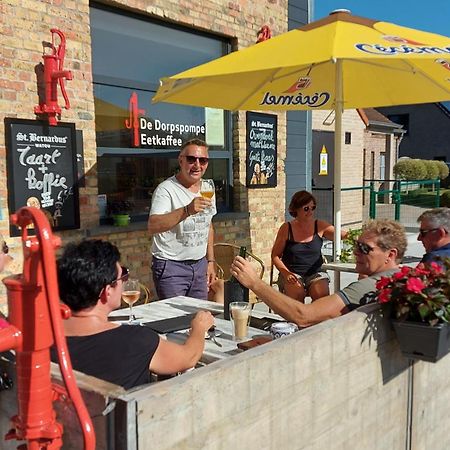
148, 139, 216, 300
417, 207, 450, 265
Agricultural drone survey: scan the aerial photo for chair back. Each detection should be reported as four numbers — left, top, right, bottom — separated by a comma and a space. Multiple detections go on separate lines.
213, 243, 265, 281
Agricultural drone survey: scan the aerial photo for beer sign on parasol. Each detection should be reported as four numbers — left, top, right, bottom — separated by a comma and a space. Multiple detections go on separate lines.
153, 10, 450, 257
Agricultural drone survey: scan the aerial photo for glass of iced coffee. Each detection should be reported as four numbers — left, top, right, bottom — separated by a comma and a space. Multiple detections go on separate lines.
229, 302, 252, 341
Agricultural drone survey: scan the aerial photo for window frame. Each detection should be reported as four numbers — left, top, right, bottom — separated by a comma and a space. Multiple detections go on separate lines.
90, 3, 234, 217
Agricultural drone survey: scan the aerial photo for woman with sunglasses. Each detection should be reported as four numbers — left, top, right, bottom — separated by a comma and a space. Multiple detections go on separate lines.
271, 190, 346, 303
51, 239, 214, 389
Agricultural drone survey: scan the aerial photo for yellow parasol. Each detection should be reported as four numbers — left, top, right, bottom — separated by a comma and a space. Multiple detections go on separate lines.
153, 10, 450, 257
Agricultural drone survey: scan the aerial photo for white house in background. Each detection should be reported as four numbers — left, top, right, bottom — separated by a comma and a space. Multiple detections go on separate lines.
311, 109, 403, 228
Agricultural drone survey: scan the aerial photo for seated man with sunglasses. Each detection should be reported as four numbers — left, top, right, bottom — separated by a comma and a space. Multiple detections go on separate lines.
417, 208, 450, 266
231, 219, 407, 327
148, 138, 216, 301
51, 239, 214, 389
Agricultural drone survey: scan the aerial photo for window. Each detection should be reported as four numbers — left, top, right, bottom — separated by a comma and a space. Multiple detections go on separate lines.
344, 132, 351, 144
379, 152, 385, 179
90, 5, 232, 220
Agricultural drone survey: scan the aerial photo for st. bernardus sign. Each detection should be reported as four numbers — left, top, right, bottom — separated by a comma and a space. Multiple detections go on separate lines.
5, 118, 80, 235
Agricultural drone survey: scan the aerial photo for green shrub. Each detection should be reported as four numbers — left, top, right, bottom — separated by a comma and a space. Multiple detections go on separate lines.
441, 191, 450, 207
340, 228, 362, 263
394, 158, 427, 180
423, 160, 440, 180
436, 160, 450, 180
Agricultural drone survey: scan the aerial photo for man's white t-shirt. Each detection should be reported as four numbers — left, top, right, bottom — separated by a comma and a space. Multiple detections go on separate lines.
149, 176, 217, 261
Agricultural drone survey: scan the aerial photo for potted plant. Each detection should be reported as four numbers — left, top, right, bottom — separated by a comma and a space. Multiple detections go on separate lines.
107, 200, 134, 227
376, 260, 450, 362
339, 228, 362, 263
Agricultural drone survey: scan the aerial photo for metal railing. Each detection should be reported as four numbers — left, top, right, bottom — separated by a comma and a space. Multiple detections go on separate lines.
313, 179, 441, 228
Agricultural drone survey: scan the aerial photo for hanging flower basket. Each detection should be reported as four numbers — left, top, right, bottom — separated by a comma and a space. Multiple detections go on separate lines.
376, 260, 450, 363
392, 320, 450, 362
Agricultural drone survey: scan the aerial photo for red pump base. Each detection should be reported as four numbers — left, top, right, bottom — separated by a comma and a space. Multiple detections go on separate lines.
0, 207, 95, 449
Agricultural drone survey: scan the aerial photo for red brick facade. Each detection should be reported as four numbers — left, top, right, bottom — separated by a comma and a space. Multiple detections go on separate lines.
0, 0, 289, 308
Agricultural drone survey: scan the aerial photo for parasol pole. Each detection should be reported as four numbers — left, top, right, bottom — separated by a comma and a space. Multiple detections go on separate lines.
333, 59, 343, 287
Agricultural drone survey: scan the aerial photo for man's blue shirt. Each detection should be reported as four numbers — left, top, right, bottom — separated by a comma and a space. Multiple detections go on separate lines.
421, 243, 450, 265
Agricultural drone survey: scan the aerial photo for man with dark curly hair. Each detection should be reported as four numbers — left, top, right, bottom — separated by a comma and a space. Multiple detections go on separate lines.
51, 239, 214, 389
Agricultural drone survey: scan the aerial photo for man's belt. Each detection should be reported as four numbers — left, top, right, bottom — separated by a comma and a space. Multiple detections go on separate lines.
176, 258, 203, 265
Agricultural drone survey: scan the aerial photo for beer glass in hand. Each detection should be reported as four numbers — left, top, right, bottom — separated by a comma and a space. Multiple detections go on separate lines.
200, 179, 214, 213
122, 279, 140, 323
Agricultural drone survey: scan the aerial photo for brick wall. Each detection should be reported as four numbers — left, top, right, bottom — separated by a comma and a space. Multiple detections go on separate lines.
0, 0, 289, 308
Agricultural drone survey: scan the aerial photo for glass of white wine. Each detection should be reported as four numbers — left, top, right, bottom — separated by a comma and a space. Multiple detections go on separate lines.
200, 179, 215, 213
122, 279, 140, 323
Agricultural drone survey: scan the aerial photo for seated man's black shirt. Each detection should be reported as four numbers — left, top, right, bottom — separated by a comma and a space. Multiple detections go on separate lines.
51, 325, 160, 389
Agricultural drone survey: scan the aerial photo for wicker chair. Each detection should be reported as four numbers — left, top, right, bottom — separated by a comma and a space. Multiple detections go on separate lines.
213, 243, 265, 281
213, 243, 265, 304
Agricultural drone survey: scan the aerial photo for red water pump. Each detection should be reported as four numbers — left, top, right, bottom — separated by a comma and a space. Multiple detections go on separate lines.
34, 29, 73, 126
0, 207, 95, 449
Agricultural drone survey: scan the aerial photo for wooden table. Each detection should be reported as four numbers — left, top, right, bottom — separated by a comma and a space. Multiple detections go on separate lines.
321, 261, 358, 290
109, 296, 276, 364
322, 261, 358, 274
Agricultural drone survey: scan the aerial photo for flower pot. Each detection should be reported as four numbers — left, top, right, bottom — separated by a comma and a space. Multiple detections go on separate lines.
392, 320, 450, 363
112, 214, 130, 227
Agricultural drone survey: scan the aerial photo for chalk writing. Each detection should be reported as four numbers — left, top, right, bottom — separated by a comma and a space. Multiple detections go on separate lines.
246, 112, 277, 188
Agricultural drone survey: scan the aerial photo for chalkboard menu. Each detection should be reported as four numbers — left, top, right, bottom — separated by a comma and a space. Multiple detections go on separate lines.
5, 119, 80, 235
246, 112, 277, 188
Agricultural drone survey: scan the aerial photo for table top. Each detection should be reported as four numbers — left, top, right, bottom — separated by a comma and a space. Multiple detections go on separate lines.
322, 255, 421, 274
322, 261, 358, 273
109, 296, 277, 364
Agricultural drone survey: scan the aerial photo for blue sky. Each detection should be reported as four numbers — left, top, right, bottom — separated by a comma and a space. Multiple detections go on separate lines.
314, 0, 450, 37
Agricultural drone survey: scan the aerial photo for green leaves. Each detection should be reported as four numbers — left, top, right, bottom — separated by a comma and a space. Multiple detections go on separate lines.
377, 261, 450, 326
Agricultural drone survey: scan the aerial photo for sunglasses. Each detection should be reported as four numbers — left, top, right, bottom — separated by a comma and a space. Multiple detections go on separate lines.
110, 266, 129, 286
355, 241, 375, 255
418, 228, 440, 238
183, 155, 209, 166
303, 205, 316, 212
2, 242, 8, 254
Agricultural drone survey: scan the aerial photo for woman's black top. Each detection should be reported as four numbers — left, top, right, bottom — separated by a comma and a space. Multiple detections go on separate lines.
281, 220, 324, 277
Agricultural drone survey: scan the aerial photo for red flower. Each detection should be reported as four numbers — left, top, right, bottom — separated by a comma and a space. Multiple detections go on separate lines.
430, 261, 443, 273
405, 277, 425, 294
376, 276, 391, 289
378, 288, 392, 303
393, 271, 405, 280
376, 260, 450, 325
